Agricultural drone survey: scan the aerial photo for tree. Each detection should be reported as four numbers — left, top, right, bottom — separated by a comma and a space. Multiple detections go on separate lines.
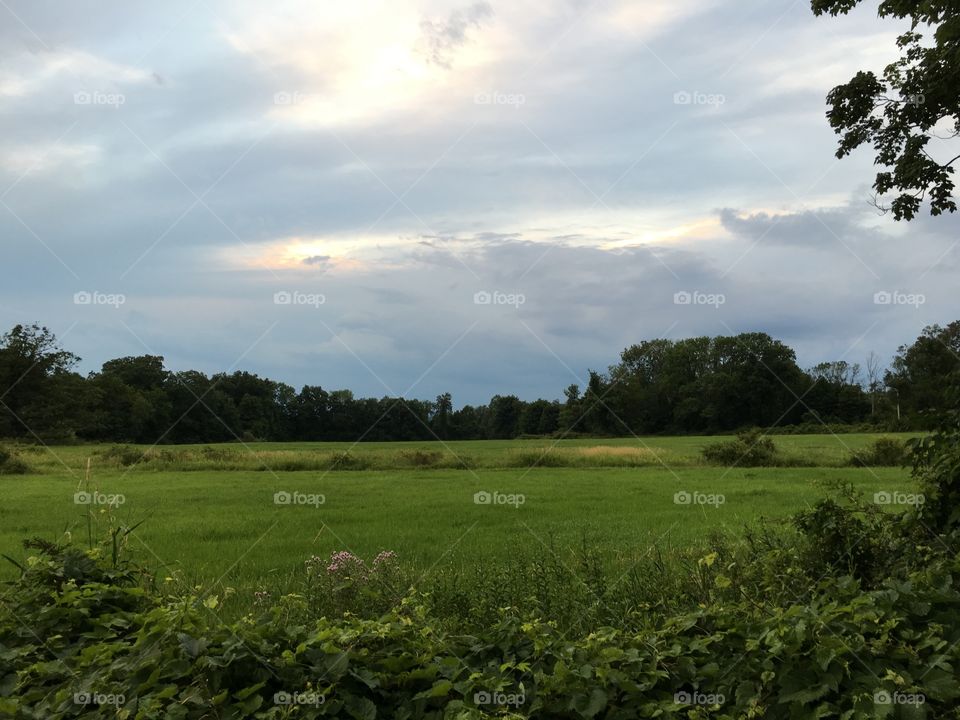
557, 384, 582, 434
887, 322, 960, 427
432, 393, 453, 439
0, 324, 81, 439
811, 0, 960, 219
865, 351, 883, 416
487, 395, 524, 439
89, 356, 171, 442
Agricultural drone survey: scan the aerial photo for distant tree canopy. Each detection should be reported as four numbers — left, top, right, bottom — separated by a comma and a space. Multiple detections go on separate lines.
0, 322, 952, 444
887, 320, 960, 427
811, 0, 960, 219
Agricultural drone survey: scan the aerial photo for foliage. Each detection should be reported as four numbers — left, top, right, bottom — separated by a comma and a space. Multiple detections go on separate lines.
6, 322, 953, 445
909, 373, 960, 534
793, 491, 900, 586
702, 430, 781, 467
3, 504, 960, 718
0, 324, 84, 441
887, 321, 960, 427
0, 446, 29, 475
811, 0, 960, 219
848, 436, 910, 466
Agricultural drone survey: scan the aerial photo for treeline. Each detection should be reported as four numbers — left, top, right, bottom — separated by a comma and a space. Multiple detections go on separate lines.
0, 322, 957, 444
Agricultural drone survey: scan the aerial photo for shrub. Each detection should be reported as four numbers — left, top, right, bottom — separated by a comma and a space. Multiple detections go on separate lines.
793, 494, 900, 586
4, 529, 960, 719
849, 436, 910, 466
0, 445, 29, 474
302, 549, 405, 618
98, 444, 150, 467
505, 448, 570, 468
397, 448, 444, 467
702, 429, 779, 466
326, 451, 371, 470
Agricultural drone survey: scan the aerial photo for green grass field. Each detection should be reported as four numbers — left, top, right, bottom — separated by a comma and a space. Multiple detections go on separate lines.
0, 434, 918, 605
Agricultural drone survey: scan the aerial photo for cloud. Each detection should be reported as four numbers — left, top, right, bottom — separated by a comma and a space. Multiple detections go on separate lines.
1, 0, 958, 405
418, 2, 493, 68
302, 254, 332, 271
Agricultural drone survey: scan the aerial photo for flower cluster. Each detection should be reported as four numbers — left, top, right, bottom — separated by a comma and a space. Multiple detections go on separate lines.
373, 550, 397, 567
326, 550, 367, 575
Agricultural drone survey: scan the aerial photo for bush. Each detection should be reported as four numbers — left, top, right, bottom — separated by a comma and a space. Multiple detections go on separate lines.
505, 448, 570, 468
702, 429, 779, 466
326, 451, 371, 470
0, 445, 29, 474
98, 444, 150, 467
4, 527, 960, 719
397, 448, 444, 467
849, 436, 910, 466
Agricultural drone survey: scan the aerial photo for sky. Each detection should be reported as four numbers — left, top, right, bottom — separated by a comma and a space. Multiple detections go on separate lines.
1, 0, 958, 405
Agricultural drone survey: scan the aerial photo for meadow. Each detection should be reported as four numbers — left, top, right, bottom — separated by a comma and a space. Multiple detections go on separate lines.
6, 431, 957, 719
0, 433, 917, 607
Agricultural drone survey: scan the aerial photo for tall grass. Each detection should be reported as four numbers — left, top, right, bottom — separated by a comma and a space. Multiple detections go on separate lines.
91, 443, 692, 472
82, 437, 910, 472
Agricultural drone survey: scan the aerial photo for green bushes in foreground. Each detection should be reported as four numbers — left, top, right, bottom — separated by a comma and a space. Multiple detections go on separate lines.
2, 514, 960, 719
